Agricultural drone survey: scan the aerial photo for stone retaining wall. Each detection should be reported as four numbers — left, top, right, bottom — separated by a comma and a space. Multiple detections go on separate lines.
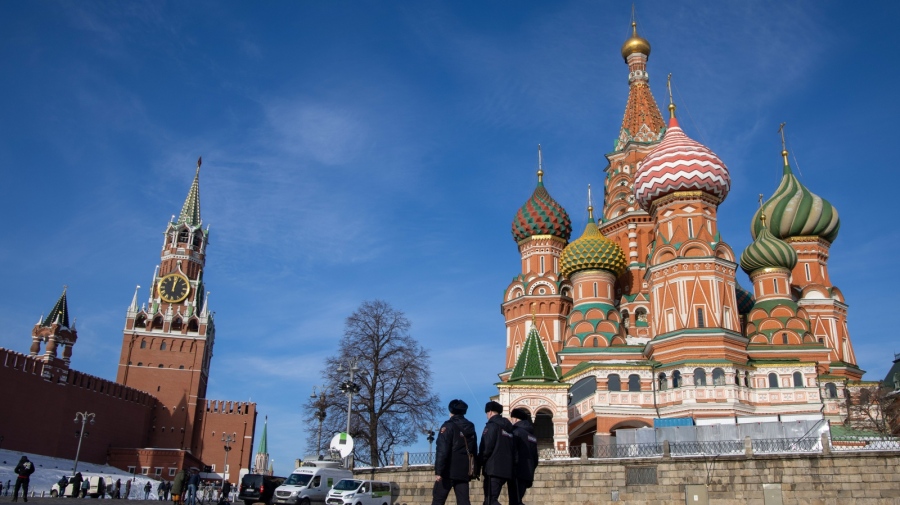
356, 452, 900, 505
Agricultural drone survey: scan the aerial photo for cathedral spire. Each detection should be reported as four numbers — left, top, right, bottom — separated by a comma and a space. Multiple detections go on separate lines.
616, 17, 665, 150
509, 309, 559, 383
177, 157, 202, 227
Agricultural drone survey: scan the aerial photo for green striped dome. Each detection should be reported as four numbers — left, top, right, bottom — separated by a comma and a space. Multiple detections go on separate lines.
751, 161, 840, 243
559, 218, 627, 278
740, 220, 798, 274
512, 181, 572, 242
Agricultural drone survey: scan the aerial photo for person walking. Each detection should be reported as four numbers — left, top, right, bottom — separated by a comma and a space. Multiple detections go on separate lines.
507, 408, 538, 505
81, 477, 90, 498
220, 481, 231, 505
186, 470, 200, 505
70, 473, 84, 498
171, 469, 186, 505
12, 456, 36, 502
157, 481, 166, 501
124, 479, 131, 500
478, 401, 515, 505
431, 399, 478, 505
164, 481, 172, 501
114, 479, 122, 499
144, 481, 152, 500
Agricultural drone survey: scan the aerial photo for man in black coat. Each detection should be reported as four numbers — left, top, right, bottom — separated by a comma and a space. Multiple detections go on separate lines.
431, 399, 478, 505
478, 401, 515, 505
12, 456, 35, 502
507, 408, 539, 505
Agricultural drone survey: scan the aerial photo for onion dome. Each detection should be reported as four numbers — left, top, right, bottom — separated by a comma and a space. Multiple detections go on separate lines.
740, 213, 798, 274
634, 104, 731, 211
751, 150, 840, 243
512, 146, 572, 242
560, 197, 627, 278
735, 283, 755, 315
621, 21, 651, 61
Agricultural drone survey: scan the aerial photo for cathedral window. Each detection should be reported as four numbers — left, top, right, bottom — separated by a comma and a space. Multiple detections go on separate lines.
140, 340, 147, 349
592, 337, 598, 347
172, 318, 183, 332
672, 370, 682, 388
657, 373, 667, 391
693, 368, 707, 386
687, 218, 694, 238
773, 279, 779, 294
793, 372, 803, 387
628, 374, 641, 392
621, 310, 630, 328
540, 256, 545, 274
805, 263, 811, 281
636, 308, 647, 322
744, 372, 750, 387
137, 362, 143, 367
666, 310, 676, 332
179, 365, 184, 369
158, 364, 164, 368
825, 382, 837, 398
160, 341, 167, 351
723, 307, 732, 330
768, 373, 779, 388
781, 333, 788, 344
696, 308, 705, 328
593, 283, 598, 297
712, 368, 725, 385
607, 374, 621, 391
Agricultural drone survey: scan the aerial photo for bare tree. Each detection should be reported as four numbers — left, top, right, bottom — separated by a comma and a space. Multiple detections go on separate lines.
845, 382, 900, 435
303, 300, 441, 466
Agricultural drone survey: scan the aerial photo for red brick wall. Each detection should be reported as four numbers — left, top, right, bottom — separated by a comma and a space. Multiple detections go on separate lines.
193, 400, 258, 480
0, 349, 154, 464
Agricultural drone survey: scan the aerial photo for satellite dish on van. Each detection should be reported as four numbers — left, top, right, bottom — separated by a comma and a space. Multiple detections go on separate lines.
329, 432, 354, 458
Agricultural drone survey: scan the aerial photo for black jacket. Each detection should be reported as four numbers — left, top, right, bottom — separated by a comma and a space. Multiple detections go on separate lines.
14, 459, 35, 479
511, 419, 539, 481
478, 415, 515, 479
434, 415, 478, 481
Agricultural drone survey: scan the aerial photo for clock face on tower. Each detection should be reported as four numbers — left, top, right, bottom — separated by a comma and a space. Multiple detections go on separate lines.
158, 273, 190, 303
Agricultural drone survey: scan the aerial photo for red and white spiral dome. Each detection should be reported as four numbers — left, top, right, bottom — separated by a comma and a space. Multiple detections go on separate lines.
634, 116, 731, 211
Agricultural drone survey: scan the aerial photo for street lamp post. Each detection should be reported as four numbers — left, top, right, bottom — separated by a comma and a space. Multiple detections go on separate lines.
73, 411, 96, 475
222, 433, 235, 495
310, 387, 328, 456
426, 430, 435, 456
337, 359, 360, 436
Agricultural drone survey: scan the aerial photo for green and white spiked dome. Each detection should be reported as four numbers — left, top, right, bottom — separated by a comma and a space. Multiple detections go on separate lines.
741, 213, 798, 274
751, 150, 840, 243
511, 146, 572, 243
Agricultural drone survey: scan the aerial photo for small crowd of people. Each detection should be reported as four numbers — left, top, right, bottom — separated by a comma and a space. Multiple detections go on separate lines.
431, 399, 539, 505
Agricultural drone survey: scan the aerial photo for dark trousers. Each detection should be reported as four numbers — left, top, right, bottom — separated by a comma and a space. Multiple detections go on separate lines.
431, 478, 470, 505
13, 478, 28, 501
482, 476, 507, 505
506, 478, 532, 505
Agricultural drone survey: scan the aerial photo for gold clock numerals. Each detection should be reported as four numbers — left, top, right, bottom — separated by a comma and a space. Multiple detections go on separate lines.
158, 273, 190, 303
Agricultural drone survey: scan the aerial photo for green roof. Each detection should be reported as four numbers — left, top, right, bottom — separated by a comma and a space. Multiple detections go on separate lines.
257, 417, 268, 454
42, 287, 70, 327
177, 162, 202, 227
509, 323, 559, 382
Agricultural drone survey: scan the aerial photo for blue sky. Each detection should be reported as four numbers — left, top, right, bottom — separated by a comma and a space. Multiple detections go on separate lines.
2, 1, 899, 475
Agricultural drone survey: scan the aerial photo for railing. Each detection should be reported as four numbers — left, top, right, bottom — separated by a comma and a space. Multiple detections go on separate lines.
370, 435, 900, 468
832, 436, 900, 451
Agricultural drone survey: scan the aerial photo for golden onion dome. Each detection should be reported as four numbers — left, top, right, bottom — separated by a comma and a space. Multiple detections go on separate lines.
621, 21, 651, 61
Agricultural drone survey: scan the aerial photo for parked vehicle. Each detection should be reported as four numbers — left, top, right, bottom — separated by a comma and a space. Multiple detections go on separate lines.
272, 459, 351, 505
239, 473, 285, 505
325, 479, 393, 505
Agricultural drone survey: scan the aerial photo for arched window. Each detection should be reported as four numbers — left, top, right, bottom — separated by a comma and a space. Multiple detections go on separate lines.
622, 310, 630, 328
635, 308, 648, 322
171, 318, 183, 332
694, 368, 707, 386
160, 341, 167, 351
179, 365, 185, 370
768, 373, 779, 388
569, 376, 598, 405
152, 316, 163, 328
735, 371, 741, 386
140, 340, 147, 349
158, 364, 164, 368
712, 368, 725, 386
658, 372, 667, 391
781, 332, 788, 344
744, 371, 750, 387
178, 229, 190, 244
135, 315, 147, 328
188, 319, 200, 332
137, 362, 143, 367
607, 374, 621, 391
592, 337, 599, 347
696, 308, 705, 328
672, 370, 682, 388
628, 374, 641, 392
825, 382, 838, 398
793, 372, 803, 387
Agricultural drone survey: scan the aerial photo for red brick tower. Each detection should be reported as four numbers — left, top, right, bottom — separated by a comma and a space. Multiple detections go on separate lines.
116, 158, 215, 451
29, 287, 77, 382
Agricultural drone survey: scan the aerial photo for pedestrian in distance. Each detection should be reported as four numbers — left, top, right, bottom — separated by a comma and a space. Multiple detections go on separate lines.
124, 479, 131, 500
478, 401, 515, 505
81, 477, 90, 498
158, 481, 166, 501
7, 480, 12, 496
57, 476, 69, 498
507, 408, 538, 505
164, 481, 172, 501
114, 479, 122, 499
431, 399, 478, 505
144, 481, 152, 500
12, 456, 36, 502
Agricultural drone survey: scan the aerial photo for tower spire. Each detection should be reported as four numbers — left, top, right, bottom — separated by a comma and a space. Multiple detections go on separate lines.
43, 286, 70, 327
778, 122, 789, 166
177, 158, 202, 227
537, 144, 544, 183
587, 184, 594, 222
667, 73, 677, 120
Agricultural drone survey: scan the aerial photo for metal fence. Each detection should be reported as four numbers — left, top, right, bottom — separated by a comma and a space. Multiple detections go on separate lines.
832, 436, 900, 452
407, 452, 435, 465
670, 439, 744, 457
752, 437, 820, 454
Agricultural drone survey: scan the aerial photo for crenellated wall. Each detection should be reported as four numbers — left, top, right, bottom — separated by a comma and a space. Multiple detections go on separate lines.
0, 348, 154, 464
193, 399, 258, 480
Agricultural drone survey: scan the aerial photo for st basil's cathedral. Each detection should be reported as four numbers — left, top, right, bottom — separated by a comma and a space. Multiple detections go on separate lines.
496, 21, 859, 452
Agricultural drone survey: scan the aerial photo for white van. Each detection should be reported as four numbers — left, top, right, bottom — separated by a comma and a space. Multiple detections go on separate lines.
325, 479, 393, 505
272, 459, 352, 505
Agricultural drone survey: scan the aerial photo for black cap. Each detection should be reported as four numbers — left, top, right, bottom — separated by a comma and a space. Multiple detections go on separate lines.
510, 407, 531, 421
449, 399, 468, 415
484, 401, 503, 414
